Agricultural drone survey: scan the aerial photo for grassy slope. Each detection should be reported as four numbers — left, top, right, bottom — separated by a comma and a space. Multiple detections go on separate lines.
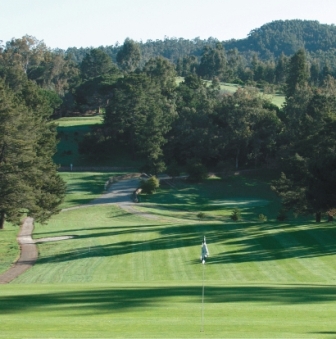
2, 171, 335, 338
59, 171, 131, 209
204, 80, 286, 107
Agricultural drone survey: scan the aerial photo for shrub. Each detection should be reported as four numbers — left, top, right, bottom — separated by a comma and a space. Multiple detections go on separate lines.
139, 176, 160, 194
197, 212, 206, 221
258, 213, 267, 222
230, 208, 241, 221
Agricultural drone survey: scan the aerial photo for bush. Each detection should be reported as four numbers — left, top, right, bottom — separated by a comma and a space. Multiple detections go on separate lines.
197, 212, 206, 221
258, 213, 267, 222
230, 208, 241, 221
139, 176, 160, 194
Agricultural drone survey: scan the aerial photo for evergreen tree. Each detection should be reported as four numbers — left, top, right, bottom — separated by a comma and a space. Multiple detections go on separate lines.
0, 79, 65, 229
197, 43, 227, 79
104, 73, 176, 173
116, 38, 141, 73
273, 87, 336, 222
286, 49, 309, 98
80, 48, 115, 80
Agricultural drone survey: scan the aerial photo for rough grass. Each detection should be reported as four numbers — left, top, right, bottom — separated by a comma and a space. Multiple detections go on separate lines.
0, 222, 19, 274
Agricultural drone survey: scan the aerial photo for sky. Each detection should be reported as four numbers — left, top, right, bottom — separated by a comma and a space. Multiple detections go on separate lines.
1, 0, 336, 50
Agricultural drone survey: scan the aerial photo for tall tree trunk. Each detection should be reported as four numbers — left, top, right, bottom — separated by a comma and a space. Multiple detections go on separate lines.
0, 212, 5, 230
315, 212, 322, 223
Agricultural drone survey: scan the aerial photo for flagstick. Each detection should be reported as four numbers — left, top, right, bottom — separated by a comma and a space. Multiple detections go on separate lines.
201, 262, 205, 332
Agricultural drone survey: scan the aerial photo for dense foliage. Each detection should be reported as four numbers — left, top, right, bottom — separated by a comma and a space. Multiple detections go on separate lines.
2, 19, 336, 222
64, 20, 336, 87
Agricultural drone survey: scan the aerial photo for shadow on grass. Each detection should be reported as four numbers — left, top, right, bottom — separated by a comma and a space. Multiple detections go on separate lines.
1, 284, 336, 315
34, 220, 336, 266
138, 176, 281, 220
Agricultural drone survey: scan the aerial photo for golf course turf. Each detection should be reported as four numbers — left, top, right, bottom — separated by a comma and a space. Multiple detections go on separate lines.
1, 171, 336, 338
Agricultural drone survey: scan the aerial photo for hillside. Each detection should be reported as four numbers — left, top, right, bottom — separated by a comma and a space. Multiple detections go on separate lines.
66, 20, 336, 64
224, 19, 336, 58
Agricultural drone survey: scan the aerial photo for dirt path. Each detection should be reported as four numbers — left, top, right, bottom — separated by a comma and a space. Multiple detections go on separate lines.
0, 217, 37, 284
0, 176, 151, 283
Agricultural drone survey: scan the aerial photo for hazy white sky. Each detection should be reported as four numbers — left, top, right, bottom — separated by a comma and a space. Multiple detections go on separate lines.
1, 0, 336, 49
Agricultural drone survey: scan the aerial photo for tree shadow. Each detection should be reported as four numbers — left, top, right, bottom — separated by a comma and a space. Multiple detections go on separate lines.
208, 221, 336, 265
33, 219, 336, 267
1, 284, 336, 315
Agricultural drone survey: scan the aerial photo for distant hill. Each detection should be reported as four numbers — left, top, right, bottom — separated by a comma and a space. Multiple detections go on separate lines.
223, 20, 336, 58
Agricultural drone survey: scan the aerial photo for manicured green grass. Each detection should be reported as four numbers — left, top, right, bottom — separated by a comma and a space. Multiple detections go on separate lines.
1, 282, 336, 338
219, 82, 242, 94
139, 170, 282, 221
56, 116, 104, 127
266, 93, 286, 107
59, 171, 130, 209
2, 170, 336, 338
204, 79, 286, 107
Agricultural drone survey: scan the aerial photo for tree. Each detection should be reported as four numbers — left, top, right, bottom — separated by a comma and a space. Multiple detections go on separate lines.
143, 57, 177, 97
3, 35, 47, 74
104, 73, 176, 172
176, 55, 199, 77
0, 79, 65, 229
272, 151, 336, 222
116, 38, 141, 73
273, 88, 336, 222
165, 74, 219, 165
286, 49, 309, 98
215, 87, 281, 168
80, 48, 115, 80
74, 73, 119, 113
197, 43, 227, 79
275, 53, 289, 84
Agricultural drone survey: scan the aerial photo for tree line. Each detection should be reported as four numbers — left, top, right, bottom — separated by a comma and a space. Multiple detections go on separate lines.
1, 22, 336, 225
78, 47, 335, 222
0, 36, 66, 229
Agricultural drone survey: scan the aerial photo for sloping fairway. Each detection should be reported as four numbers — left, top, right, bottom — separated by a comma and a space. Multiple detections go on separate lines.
1, 172, 336, 338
